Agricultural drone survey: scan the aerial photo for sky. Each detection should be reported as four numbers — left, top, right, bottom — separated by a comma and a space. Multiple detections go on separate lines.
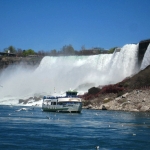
0, 0, 150, 52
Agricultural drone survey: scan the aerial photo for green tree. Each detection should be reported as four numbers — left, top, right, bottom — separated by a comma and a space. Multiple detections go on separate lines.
38, 50, 45, 56
17, 48, 23, 56
50, 49, 57, 56
27, 49, 35, 55
61, 44, 75, 55
4, 45, 16, 53
108, 47, 118, 54
22, 49, 35, 56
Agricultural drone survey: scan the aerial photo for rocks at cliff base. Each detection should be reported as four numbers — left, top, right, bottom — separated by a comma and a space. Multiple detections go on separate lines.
82, 104, 91, 109
34, 96, 41, 101
103, 98, 111, 103
121, 93, 129, 98
18, 99, 26, 104
140, 106, 149, 111
83, 89, 150, 112
102, 104, 110, 110
19, 96, 42, 104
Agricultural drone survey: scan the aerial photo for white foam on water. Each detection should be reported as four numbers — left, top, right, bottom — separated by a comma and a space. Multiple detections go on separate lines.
0, 44, 140, 105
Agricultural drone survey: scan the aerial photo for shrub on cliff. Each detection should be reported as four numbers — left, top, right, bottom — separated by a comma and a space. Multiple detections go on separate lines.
4, 45, 16, 53
23, 49, 35, 56
108, 47, 117, 54
88, 87, 101, 95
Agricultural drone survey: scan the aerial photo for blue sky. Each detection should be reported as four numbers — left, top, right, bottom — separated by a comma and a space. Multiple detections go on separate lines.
0, 0, 150, 52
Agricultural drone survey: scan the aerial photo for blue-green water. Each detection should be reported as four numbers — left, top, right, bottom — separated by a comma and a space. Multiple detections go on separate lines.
0, 105, 150, 150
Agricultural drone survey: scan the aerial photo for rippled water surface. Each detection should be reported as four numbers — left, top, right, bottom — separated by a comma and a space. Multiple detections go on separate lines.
0, 105, 150, 150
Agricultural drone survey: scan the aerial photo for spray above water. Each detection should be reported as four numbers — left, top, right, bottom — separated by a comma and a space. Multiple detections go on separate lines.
0, 44, 140, 103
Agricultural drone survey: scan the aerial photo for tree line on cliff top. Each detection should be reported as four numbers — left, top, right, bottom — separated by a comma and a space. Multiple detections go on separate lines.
2, 45, 117, 57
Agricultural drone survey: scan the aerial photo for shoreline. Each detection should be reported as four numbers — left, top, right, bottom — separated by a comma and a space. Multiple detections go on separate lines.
83, 89, 150, 112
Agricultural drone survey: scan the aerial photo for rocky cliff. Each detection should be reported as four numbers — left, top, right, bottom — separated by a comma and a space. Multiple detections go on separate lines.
0, 56, 43, 71
82, 65, 150, 112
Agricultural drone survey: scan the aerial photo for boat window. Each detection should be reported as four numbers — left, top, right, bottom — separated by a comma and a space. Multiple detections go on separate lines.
43, 96, 46, 99
58, 102, 81, 105
58, 102, 63, 105
66, 91, 78, 97
51, 102, 56, 105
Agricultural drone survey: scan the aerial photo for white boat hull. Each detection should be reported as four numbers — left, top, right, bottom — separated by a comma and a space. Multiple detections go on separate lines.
42, 102, 82, 113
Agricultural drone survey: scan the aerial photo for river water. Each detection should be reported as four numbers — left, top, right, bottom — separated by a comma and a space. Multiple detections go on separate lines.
0, 105, 150, 150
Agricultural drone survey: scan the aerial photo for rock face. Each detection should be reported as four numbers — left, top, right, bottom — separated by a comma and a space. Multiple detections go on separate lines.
18, 96, 42, 104
139, 39, 150, 66
139, 39, 150, 53
102, 104, 110, 110
0, 56, 43, 72
83, 89, 150, 112
82, 64, 150, 112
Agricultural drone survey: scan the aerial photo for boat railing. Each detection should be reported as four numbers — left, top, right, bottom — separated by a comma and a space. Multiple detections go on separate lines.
43, 95, 79, 100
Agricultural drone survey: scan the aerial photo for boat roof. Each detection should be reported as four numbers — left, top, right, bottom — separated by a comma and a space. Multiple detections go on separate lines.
43, 96, 82, 102
58, 97, 81, 102
43, 90, 79, 100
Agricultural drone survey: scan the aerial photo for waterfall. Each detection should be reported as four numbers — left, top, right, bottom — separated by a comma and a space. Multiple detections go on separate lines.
0, 44, 139, 99
140, 44, 150, 70
106, 44, 139, 82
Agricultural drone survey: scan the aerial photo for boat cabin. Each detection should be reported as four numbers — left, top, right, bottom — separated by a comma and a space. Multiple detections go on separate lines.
66, 91, 78, 97
43, 91, 79, 104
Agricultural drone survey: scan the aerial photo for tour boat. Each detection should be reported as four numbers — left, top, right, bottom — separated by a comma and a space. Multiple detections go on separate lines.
42, 91, 82, 113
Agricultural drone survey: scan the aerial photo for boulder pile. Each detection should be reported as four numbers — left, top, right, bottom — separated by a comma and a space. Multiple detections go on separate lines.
83, 89, 150, 112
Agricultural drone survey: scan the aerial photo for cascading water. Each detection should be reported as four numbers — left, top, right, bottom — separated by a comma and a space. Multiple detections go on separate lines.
0, 43, 142, 105
140, 44, 150, 70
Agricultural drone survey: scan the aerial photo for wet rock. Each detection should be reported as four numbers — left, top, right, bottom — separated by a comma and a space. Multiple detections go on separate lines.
132, 109, 139, 112
102, 105, 107, 110
18, 99, 24, 103
102, 104, 110, 110
86, 104, 93, 109
34, 96, 41, 101
18, 99, 29, 104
